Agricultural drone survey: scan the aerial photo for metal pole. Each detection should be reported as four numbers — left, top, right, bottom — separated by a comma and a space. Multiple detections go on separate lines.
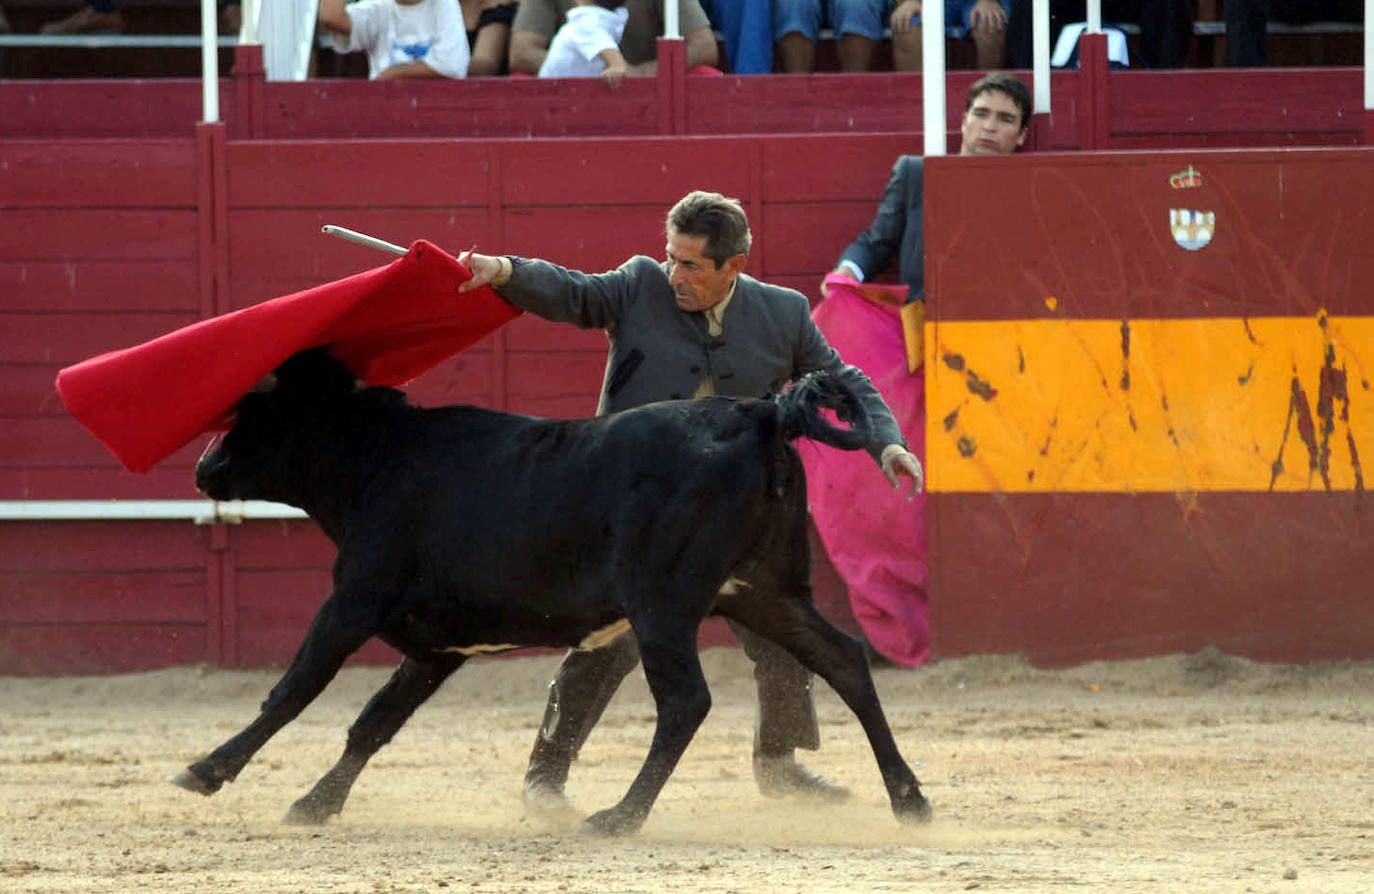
922, 0, 946, 156
0, 501, 305, 523
1366, 0, 1372, 117
1087, 0, 1101, 33
200, 0, 218, 122
1032, 0, 1050, 114
243, 0, 258, 42
321, 225, 408, 256
663, 0, 680, 40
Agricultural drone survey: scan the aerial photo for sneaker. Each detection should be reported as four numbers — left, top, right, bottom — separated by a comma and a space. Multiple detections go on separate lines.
39, 6, 126, 35
753, 754, 851, 802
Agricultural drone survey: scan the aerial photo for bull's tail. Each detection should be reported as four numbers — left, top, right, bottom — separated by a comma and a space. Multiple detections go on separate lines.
776, 370, 873, 451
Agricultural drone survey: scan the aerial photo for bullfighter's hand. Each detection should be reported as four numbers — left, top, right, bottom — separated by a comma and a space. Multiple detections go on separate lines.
457, 251, 503, 293
882, 446, 924, 499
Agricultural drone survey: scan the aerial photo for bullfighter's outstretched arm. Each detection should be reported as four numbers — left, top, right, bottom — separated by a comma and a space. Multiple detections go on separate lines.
460, 252, 636, 330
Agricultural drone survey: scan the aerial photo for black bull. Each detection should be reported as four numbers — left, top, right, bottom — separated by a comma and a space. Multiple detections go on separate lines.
171, 347, 930, 835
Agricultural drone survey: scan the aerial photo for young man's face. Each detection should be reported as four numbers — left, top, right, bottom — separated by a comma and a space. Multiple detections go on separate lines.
959, 89, 1027, 156
665, 230, 744, 313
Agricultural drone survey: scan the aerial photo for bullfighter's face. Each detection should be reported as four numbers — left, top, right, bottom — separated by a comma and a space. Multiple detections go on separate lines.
959, 89, 1027, 156
666, 231, 745, 314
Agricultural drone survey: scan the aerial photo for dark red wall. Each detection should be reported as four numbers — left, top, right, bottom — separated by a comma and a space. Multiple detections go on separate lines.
2, 57, 1371, 673
924, 147, 1374, 667
1, 129, 900, 673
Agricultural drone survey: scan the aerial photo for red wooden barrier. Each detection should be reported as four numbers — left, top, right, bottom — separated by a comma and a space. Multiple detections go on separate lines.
2, 49, 1370, 673
923, 147, 1374, 666
1, 131, 891, 673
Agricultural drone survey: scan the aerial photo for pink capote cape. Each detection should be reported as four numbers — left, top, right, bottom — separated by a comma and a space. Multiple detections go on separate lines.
56, 241, 521, 473
800, 275, 928, 667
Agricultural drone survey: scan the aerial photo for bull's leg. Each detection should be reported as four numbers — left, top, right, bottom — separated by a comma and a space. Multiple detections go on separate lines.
579, 626, 711, 837
284, 652, 465, 825
169, 593, 379, 797
717, 596, 931, 824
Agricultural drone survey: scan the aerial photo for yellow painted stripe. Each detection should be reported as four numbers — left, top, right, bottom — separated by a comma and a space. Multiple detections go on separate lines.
927, 315, 1372, 493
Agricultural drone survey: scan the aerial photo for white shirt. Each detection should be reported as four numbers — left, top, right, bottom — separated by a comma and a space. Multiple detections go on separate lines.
334, 0, 470, 80
538, 5, 630, 78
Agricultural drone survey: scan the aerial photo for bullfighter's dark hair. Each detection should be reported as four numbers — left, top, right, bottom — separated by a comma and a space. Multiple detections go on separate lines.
965, 72, 1032, 132
666, 190, 753, 269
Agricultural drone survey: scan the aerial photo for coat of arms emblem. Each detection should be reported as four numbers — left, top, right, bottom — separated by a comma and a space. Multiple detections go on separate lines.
1170, 209, 1215, 251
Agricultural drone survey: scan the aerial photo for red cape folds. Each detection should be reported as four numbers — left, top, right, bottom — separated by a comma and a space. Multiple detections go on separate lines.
55, 240, 521, 473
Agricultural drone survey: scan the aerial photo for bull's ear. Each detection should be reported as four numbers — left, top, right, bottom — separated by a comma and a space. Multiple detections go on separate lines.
248, 372, 279, 393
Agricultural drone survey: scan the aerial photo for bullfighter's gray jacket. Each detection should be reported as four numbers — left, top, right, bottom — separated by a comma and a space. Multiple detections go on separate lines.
496, 254, 908, 464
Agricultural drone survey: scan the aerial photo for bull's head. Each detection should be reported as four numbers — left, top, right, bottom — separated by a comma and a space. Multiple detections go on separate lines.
196, 347, 362, 505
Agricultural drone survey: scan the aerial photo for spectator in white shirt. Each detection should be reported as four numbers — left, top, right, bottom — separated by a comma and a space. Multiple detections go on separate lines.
319, 0, 471, 79
537, 0, 630, 87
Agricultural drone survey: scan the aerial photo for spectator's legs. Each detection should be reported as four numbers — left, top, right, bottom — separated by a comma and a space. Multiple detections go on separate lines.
971, 26, 1008, 69
773, 0, 822, 72
219, 0, 241, 36
776, 33, 817, 71
961, 0, 1010, 69
1225, 0, 1268, 66
1116, 0, 1191, 68
466, 2, 518, 76
836, 33, 876, 70
468, 25, 509, 76
40, 0, 124, 35
702, 0, 775, 74
831, 0, 886, 71
892, 18, 922, 72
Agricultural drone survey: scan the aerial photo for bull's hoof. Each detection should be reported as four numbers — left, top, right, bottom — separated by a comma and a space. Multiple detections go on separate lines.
168, 767, 220, 796
577, 807, 642, 837
894, 790, 933, 825
283, 799, 335, 826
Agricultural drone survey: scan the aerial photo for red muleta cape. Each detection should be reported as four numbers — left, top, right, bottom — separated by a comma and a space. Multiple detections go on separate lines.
55, 240, 521, 473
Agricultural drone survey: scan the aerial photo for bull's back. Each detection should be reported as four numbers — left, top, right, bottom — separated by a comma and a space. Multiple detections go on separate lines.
373, 398, 782, 577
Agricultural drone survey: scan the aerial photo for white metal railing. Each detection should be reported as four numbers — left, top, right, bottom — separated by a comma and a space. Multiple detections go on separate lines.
922, 0, 946, 156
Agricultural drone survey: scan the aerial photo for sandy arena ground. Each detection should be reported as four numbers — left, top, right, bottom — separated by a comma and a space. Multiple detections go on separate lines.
1, 647, 1371, 893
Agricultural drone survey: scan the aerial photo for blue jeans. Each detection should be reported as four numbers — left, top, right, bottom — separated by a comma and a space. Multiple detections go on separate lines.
772, 0, 889, 41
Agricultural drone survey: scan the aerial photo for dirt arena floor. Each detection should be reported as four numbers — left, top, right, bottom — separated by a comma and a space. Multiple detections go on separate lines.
2, 647, 1371, 893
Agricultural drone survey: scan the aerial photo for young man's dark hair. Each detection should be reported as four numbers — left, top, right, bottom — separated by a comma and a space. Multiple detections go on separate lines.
965, 71, 1032, 132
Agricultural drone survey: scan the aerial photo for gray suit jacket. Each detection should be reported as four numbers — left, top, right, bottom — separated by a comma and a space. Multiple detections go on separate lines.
838, 155, 924, 301
497, 255, 907, 461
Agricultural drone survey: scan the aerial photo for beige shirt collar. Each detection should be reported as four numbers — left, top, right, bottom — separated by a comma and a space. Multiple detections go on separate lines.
704, 279, 737, 337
